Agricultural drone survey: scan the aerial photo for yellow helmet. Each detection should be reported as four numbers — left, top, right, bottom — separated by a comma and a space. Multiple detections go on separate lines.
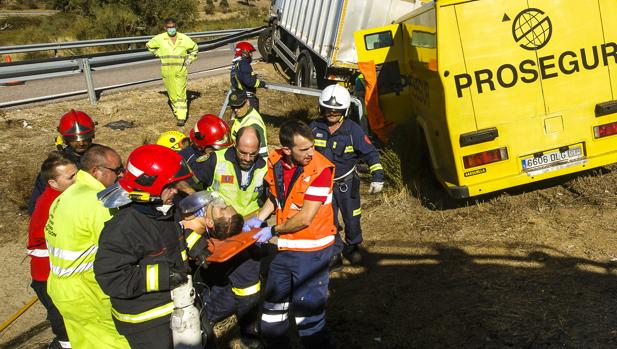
156, 130, 188, 151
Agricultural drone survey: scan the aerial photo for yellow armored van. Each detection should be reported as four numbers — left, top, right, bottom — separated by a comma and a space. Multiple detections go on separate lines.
355, 0, 617, 198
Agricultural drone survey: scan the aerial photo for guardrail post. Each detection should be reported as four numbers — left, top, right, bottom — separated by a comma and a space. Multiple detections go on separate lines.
81, 58, 97, 105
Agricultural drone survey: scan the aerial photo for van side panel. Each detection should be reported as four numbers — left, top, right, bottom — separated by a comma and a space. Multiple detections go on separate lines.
600, 0, 617, 98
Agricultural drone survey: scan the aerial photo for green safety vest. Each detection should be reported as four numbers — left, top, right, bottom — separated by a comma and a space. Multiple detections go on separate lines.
231, 108, 268, 157
207, 149, 267, 216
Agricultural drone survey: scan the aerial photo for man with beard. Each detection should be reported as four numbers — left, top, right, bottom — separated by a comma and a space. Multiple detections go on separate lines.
188, 126, 267, 348
29, 109, 98, 214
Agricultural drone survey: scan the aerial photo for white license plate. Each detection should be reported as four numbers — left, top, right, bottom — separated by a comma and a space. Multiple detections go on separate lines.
522, 145, 584, 174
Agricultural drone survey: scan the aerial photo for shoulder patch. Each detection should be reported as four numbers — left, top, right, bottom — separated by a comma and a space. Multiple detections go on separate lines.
364, 135, 372, 144
196, 153, 211, 163
221, 175, 234, 184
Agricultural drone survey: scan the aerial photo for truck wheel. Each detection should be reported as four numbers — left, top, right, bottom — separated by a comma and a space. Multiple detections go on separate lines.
257, 28, 273, 63
295, 51, 317, 88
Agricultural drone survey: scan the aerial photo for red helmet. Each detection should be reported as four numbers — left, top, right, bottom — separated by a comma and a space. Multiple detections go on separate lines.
119, 144, 193, 197
57, 109, 95, 141
234, 41, 256, 58
189, 114, 232, 151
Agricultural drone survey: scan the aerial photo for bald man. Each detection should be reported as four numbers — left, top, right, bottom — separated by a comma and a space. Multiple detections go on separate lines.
188, 126, 267, 348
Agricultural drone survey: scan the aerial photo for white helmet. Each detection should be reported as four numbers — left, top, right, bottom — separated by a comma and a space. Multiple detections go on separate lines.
319, 84, 351, 110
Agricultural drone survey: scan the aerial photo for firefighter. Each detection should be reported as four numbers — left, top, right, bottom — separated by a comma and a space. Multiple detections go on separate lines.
243, 120, 336, 348
179, 114, 233, 187
156, 130, 189, 151
190, 126, 267, 348
228, 90, 268, 158
310, 84, 384, 268
27, 152, 77, 349
146, 17, 198, 126
230, 41, 266, 111
29, 109, 97, 214
94, 144, 243, 348
45, 145, 129, 348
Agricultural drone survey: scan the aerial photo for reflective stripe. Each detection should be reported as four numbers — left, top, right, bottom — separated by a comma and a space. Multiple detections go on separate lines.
51, 261, 94, 277
261, 313, 288, 323
295, 312, 324, 325
305, 186, 330, 196
264, 301, 289, 311
353, 208, 362, 216
175, 106, 188, 110
314, 139, 327, 147
232, 281, 261, 296
58, 340, 71, 348
127, 161, 144, 177
161, 63, 185, 66
27, 249, 49, 257
48, 244, 97, 261
254, 78, 261, 88
146, 264, 159, 292
112, 302, 174, 323
181, 250, 187, 261
277, 235, 334, 250
324, 193, 333, 205
159, 55, 185, 59
185, 231, 202, 250
344, 146, 354, 153
370, 163, 383, 172
259, 146, 268, 155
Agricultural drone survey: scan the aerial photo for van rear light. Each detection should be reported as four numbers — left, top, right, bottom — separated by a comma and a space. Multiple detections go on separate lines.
594, 122, 617, 138
463, 147, 508, 169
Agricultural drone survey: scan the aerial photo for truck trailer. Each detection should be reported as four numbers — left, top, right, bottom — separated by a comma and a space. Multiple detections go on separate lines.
258, 0, 423, 88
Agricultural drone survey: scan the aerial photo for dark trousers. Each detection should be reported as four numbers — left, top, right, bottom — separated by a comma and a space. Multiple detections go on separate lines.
198, 251, 261, 339
31, 280, 70, 343
123, 322, 173, 349
261, 245, 334, 349
332, 173, 363, 255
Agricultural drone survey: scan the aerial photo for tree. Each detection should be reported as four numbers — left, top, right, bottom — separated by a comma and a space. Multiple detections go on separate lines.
219, 0, 229, 13
205, 0, 214, 15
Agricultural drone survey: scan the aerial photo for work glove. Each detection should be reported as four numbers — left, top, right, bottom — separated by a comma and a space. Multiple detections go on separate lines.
192, 247, 211, 270
252, 226, 273, 244
258, 80, 266, 88
184, 58, 191, 66
243, 216, 264, 232
169, 265, 189, 289
368, 182, 384, 194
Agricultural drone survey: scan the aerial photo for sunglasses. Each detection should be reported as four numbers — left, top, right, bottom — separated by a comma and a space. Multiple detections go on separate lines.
103, 165, 124, 176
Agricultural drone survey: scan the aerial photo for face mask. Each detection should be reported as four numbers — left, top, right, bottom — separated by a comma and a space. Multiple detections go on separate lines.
167, 28, 177, 36
156, 204, 174, 215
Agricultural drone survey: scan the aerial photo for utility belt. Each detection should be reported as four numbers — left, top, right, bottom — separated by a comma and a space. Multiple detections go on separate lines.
333, 166, 359, 198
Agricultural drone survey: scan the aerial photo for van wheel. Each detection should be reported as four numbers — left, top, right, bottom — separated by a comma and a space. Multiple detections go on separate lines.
295, 51, 317, 88
257, 28, 273, 63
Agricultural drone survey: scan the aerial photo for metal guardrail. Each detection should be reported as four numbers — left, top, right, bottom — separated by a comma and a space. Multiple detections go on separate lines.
0, 28, 249, 55
0, 27, 264, 106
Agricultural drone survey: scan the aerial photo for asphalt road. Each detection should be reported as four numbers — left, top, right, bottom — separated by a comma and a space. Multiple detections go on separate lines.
0, 45, 256, 107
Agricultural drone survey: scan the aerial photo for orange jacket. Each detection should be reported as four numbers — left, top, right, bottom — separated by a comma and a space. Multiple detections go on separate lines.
265, 150, 336, 251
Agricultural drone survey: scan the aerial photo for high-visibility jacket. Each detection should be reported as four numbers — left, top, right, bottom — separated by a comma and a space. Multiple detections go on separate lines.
206, 148, 267, 216
45, 170, 129, 348
146, 32, 197, 74
94, 204, 186, 336
265, 150, 336, 251
231, 108, 268, 158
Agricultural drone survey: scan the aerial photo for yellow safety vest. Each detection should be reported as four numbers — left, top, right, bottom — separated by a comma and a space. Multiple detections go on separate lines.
231, 108, 268, 157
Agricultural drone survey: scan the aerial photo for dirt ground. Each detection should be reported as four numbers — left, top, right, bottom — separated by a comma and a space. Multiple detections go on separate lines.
2, 62, 617, 348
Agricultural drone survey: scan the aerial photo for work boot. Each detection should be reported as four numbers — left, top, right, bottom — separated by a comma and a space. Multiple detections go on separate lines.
176, 119, 186, 127
46, 339, 64, 349
342, 244, 363, 265
329, 253, 343, 272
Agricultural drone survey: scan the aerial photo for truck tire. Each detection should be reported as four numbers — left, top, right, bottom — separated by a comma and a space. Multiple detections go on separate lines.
294, 51, 317, 88
257, 28, 273, 63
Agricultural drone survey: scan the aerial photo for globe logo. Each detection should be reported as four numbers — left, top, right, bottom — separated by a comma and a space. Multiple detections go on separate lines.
512, 8, 552, 51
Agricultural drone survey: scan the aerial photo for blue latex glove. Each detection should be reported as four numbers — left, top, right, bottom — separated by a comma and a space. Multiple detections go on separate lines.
253, 226, 273, 244
243, 216, 264, 232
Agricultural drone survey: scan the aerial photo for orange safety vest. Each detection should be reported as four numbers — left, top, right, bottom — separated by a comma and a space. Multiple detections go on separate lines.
265, 150, 336, 252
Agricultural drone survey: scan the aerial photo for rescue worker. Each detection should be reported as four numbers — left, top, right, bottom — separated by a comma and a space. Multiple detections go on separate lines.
45, 145, 129, 348
179, 113, 233, 188
230, 41, 266, 111
93, 144, 243, 348
156, 130, 189, 151
190, 126, 267, 348
146, 17, 198, 126
310, 84, 384, 267
27, 152, 77, 349
228, 90, 268, 158
29, 109, 97, 214
243, 119, 336, 348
